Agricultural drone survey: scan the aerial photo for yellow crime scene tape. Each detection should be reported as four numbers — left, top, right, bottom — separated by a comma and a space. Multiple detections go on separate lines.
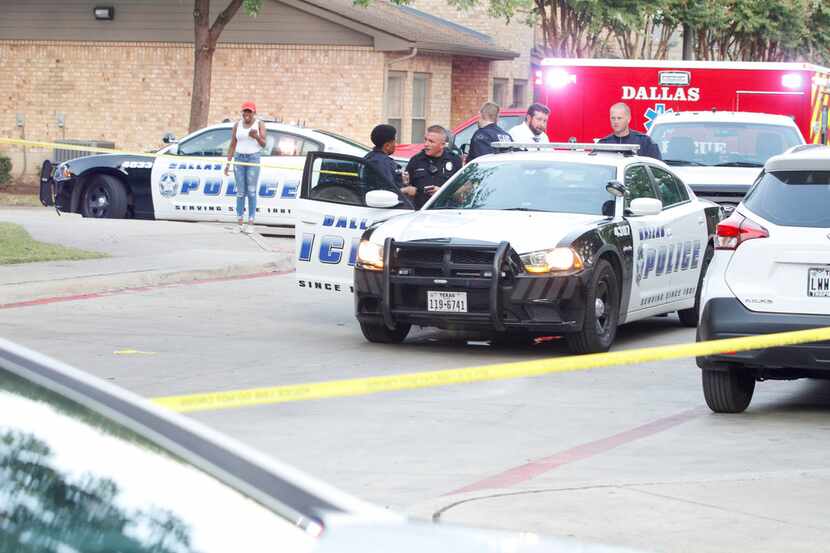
152, 326, 830, 413
0, 136, 353, 172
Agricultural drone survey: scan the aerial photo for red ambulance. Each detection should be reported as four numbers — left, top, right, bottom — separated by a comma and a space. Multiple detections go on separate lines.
533, 58, 830, 144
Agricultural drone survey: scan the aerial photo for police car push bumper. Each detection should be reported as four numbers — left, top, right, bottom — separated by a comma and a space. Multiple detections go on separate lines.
355, 238, 591, 333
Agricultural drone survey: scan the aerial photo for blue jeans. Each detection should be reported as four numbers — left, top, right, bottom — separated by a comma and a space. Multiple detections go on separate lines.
233, 152, 260, 221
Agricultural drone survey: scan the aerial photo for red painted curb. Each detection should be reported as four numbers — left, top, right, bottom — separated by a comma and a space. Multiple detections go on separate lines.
0, 269, 294, 310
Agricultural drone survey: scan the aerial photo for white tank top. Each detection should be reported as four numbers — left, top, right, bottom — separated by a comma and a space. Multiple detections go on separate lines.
235, 118, 262, 154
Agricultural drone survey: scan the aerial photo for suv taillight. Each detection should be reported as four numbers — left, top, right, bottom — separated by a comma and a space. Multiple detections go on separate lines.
716, 212, 769, 250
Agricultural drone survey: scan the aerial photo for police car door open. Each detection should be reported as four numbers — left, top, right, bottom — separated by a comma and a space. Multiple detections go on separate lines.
295, 152, 413, 294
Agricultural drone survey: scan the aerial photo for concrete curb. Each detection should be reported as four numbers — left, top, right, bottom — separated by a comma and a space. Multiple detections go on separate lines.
1, 254, 295, 305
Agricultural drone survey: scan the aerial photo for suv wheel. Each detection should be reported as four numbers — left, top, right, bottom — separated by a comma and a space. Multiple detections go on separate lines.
566, 259, 620, 354
702, 368, 755, 413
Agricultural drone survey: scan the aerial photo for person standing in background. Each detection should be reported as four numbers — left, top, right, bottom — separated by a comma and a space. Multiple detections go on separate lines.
225, 101, 266, 234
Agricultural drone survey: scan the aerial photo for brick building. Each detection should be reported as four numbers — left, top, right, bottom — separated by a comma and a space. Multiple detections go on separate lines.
0, 0, 534, 178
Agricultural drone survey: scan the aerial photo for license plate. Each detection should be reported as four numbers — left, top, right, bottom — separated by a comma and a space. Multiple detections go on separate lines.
427, 291, 468, 313
808, 268, 830, 297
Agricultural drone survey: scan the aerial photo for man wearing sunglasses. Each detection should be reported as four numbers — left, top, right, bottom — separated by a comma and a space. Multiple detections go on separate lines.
403, 125, 462, 209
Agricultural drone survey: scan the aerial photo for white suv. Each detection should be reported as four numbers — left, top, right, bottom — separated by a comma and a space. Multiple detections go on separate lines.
649, 111, 805, 213
696, 144, 830, 413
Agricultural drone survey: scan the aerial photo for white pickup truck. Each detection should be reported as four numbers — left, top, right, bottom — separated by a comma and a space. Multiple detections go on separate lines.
648, 111, 805, 213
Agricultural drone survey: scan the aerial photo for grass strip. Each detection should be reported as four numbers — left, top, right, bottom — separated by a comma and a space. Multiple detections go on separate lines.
0, 222, 106, 265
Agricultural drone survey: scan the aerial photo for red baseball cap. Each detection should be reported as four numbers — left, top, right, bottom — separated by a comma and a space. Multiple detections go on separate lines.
241, 101, 256, 112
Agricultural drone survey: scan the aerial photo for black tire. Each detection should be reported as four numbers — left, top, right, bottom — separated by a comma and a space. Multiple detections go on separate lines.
359, 320, 411, 343
566, 259, 620, 354
678, 244, 714, 327
702, 368, 755, 413
81, 174, 128, 219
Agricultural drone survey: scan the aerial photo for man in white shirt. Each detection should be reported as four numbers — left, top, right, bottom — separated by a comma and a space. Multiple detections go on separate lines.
509, 103, 551, 144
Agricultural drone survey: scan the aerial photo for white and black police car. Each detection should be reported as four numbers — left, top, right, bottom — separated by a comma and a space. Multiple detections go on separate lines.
295, 143, 723, 353
43, 122, 371, 226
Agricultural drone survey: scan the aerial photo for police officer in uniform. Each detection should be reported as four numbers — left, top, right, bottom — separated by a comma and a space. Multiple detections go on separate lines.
403, 125, 462, 208
466, 101, 513, 163
598, 102, 662, 159
364, 124, 405, 188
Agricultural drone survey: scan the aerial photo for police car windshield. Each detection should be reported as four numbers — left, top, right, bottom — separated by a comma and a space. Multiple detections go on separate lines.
429, 160, 616, 215
650, 122, 802, 167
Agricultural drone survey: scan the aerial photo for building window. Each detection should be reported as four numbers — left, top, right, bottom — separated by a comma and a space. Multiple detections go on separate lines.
386, 71, 405, 139
411, 73, 430, 143
493, 78, 509, 108
511, 79, 527, 108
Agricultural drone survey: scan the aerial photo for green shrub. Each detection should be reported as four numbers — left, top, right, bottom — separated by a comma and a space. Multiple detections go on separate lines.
0, 155, 11, 186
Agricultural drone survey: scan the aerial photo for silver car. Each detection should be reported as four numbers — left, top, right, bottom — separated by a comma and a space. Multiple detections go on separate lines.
0, 338, 645, 552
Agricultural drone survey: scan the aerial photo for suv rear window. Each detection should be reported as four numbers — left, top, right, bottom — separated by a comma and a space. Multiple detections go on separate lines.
743, 171, 830, 227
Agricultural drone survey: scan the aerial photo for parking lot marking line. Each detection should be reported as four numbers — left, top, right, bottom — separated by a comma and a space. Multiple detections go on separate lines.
151, 326, 830, 413
0, 269, 292, 310
446, 407, 706, 495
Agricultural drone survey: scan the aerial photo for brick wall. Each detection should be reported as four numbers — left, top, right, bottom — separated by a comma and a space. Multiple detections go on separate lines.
0, 40, 385, 177
450, 56, 491, 128
409, 0, 534, 107
383, 52, 453, 144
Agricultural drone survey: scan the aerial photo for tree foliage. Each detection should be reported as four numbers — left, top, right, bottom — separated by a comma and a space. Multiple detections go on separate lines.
363, 0, 830, 62
189, 0, 263, 132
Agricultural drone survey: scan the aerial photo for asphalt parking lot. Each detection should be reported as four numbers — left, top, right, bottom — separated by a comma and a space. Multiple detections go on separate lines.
2, 208, 830, 553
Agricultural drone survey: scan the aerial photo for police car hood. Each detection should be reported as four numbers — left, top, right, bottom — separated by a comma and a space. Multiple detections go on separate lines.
670, 166, 761, 186
371, 210, 602, 254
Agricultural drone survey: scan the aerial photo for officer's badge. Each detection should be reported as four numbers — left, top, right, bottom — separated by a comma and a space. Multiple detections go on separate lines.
445, 161, 453, 172
159, 172, 178, 198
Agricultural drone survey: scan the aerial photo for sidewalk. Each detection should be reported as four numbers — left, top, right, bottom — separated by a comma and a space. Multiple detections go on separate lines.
0, 207, 294, 304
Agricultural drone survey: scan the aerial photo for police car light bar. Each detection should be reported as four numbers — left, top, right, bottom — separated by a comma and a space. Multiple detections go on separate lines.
491, 142, 640, 154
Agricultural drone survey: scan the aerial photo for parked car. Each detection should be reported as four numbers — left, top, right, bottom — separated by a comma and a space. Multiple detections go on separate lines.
295, 143, 722, 353
394, 109, 526, 159
0, 338, 646, 552
42, 122, 372, 227
696, 144, 830, 413
648, 111, 805, 213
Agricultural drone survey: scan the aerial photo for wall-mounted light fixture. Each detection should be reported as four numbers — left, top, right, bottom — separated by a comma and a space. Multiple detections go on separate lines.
93, 6, 114, 20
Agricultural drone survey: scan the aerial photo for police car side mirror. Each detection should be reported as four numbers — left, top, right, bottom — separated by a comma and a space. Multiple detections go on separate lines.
365, 189, 400, 209
166, 143, 180, 156
628, 197, 663, 217
606, 180, 626, 198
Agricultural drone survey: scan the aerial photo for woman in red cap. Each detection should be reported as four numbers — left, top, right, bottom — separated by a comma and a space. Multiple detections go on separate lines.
225, 101, 266, 233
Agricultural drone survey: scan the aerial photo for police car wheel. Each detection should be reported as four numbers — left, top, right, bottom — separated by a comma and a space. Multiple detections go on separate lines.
359, 320, 411, 344
81, 174, 128, 219
702, 367, 755, 413
566, 259, 620, 354
678, 244, 714, 328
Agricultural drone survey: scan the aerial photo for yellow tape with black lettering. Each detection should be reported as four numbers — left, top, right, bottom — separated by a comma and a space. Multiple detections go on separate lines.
0, 136, 305, 171
151, 326, 830, 413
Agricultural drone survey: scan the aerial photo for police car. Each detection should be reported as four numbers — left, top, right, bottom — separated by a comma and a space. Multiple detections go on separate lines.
45, 122, 371, 226
295, 144, 723, 353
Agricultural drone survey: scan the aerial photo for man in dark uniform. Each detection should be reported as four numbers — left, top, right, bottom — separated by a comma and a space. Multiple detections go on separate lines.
597, 102, 662, 159
466, 102, 513, 163
364, 124, 405, 188
403, 125, 462, 208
